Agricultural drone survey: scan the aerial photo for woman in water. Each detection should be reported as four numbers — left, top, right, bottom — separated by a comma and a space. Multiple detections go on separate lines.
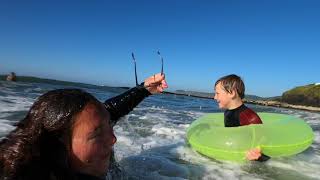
0, 73, 168, 180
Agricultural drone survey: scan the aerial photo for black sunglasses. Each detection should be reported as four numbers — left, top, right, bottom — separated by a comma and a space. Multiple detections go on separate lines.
131, 51, 164, 86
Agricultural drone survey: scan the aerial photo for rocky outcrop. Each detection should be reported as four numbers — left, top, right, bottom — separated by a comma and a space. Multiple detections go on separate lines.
164, 90, 320, 112
244, 99, 320, 112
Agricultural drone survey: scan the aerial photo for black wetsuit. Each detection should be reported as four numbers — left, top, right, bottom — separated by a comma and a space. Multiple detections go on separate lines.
224, 104, 270, 162
224, 104, 262, 127
104, 84, 151, 126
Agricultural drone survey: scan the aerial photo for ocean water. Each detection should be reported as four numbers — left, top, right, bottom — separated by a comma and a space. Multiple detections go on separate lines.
1, 80, 320, 180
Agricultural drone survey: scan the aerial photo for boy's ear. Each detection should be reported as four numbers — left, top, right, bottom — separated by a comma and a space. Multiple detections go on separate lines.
230, 89, 237, 99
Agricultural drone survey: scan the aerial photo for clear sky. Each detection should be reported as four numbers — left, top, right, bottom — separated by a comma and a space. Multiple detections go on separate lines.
1, 0, 319, 97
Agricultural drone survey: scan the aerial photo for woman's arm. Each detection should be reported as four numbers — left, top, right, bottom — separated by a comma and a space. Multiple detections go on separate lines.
104, 84, 151, 125
104, 73, 167, 125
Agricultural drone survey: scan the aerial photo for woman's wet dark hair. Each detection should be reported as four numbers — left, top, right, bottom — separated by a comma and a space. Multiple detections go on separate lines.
0, 89, 100, 180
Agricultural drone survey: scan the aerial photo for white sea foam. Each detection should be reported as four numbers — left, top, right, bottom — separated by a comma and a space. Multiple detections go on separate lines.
268, 157, 320, 179
0, 95, 34, 112
313, 131, 320, 145
0, 120, 15, 136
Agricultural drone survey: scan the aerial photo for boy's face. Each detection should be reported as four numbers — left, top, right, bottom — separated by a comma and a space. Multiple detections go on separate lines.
214, 82, 234, 109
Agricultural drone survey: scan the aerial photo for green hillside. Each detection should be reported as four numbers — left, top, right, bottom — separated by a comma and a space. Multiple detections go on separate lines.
282, 83, 320, 107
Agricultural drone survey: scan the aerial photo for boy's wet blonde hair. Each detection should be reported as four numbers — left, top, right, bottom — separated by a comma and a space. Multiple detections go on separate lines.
215, 74, 245, 99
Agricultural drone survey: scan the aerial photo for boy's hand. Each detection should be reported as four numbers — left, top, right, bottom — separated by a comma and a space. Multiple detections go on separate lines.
144, 73, 168, 94
246, 147, 262, 160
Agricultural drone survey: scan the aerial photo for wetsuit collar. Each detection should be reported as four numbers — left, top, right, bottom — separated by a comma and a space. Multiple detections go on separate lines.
228, 103, 245, 111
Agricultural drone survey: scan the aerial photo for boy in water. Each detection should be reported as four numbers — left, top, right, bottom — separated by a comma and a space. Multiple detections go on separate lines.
214, 74, 268, 161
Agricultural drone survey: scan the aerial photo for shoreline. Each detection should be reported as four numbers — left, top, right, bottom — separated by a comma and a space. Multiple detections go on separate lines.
244, 99, 320, 113
2, 76, 319, 113
164, 91, 320, 113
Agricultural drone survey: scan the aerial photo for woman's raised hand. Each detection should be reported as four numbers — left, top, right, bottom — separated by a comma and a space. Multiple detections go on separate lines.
144, 73, 168, 94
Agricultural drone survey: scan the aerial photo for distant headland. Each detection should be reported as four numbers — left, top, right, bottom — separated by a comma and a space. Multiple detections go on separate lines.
164, 86, 320, 112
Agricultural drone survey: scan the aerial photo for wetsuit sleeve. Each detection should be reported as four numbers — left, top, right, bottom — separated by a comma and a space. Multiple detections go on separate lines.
104, 83, 151, 125
239, 108, 263, 126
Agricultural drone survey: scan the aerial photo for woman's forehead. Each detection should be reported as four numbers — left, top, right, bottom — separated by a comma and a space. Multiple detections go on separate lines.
74, 102, 110, 127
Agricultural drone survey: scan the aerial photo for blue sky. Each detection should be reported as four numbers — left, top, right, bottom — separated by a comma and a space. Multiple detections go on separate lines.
1, 0, 319, 97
